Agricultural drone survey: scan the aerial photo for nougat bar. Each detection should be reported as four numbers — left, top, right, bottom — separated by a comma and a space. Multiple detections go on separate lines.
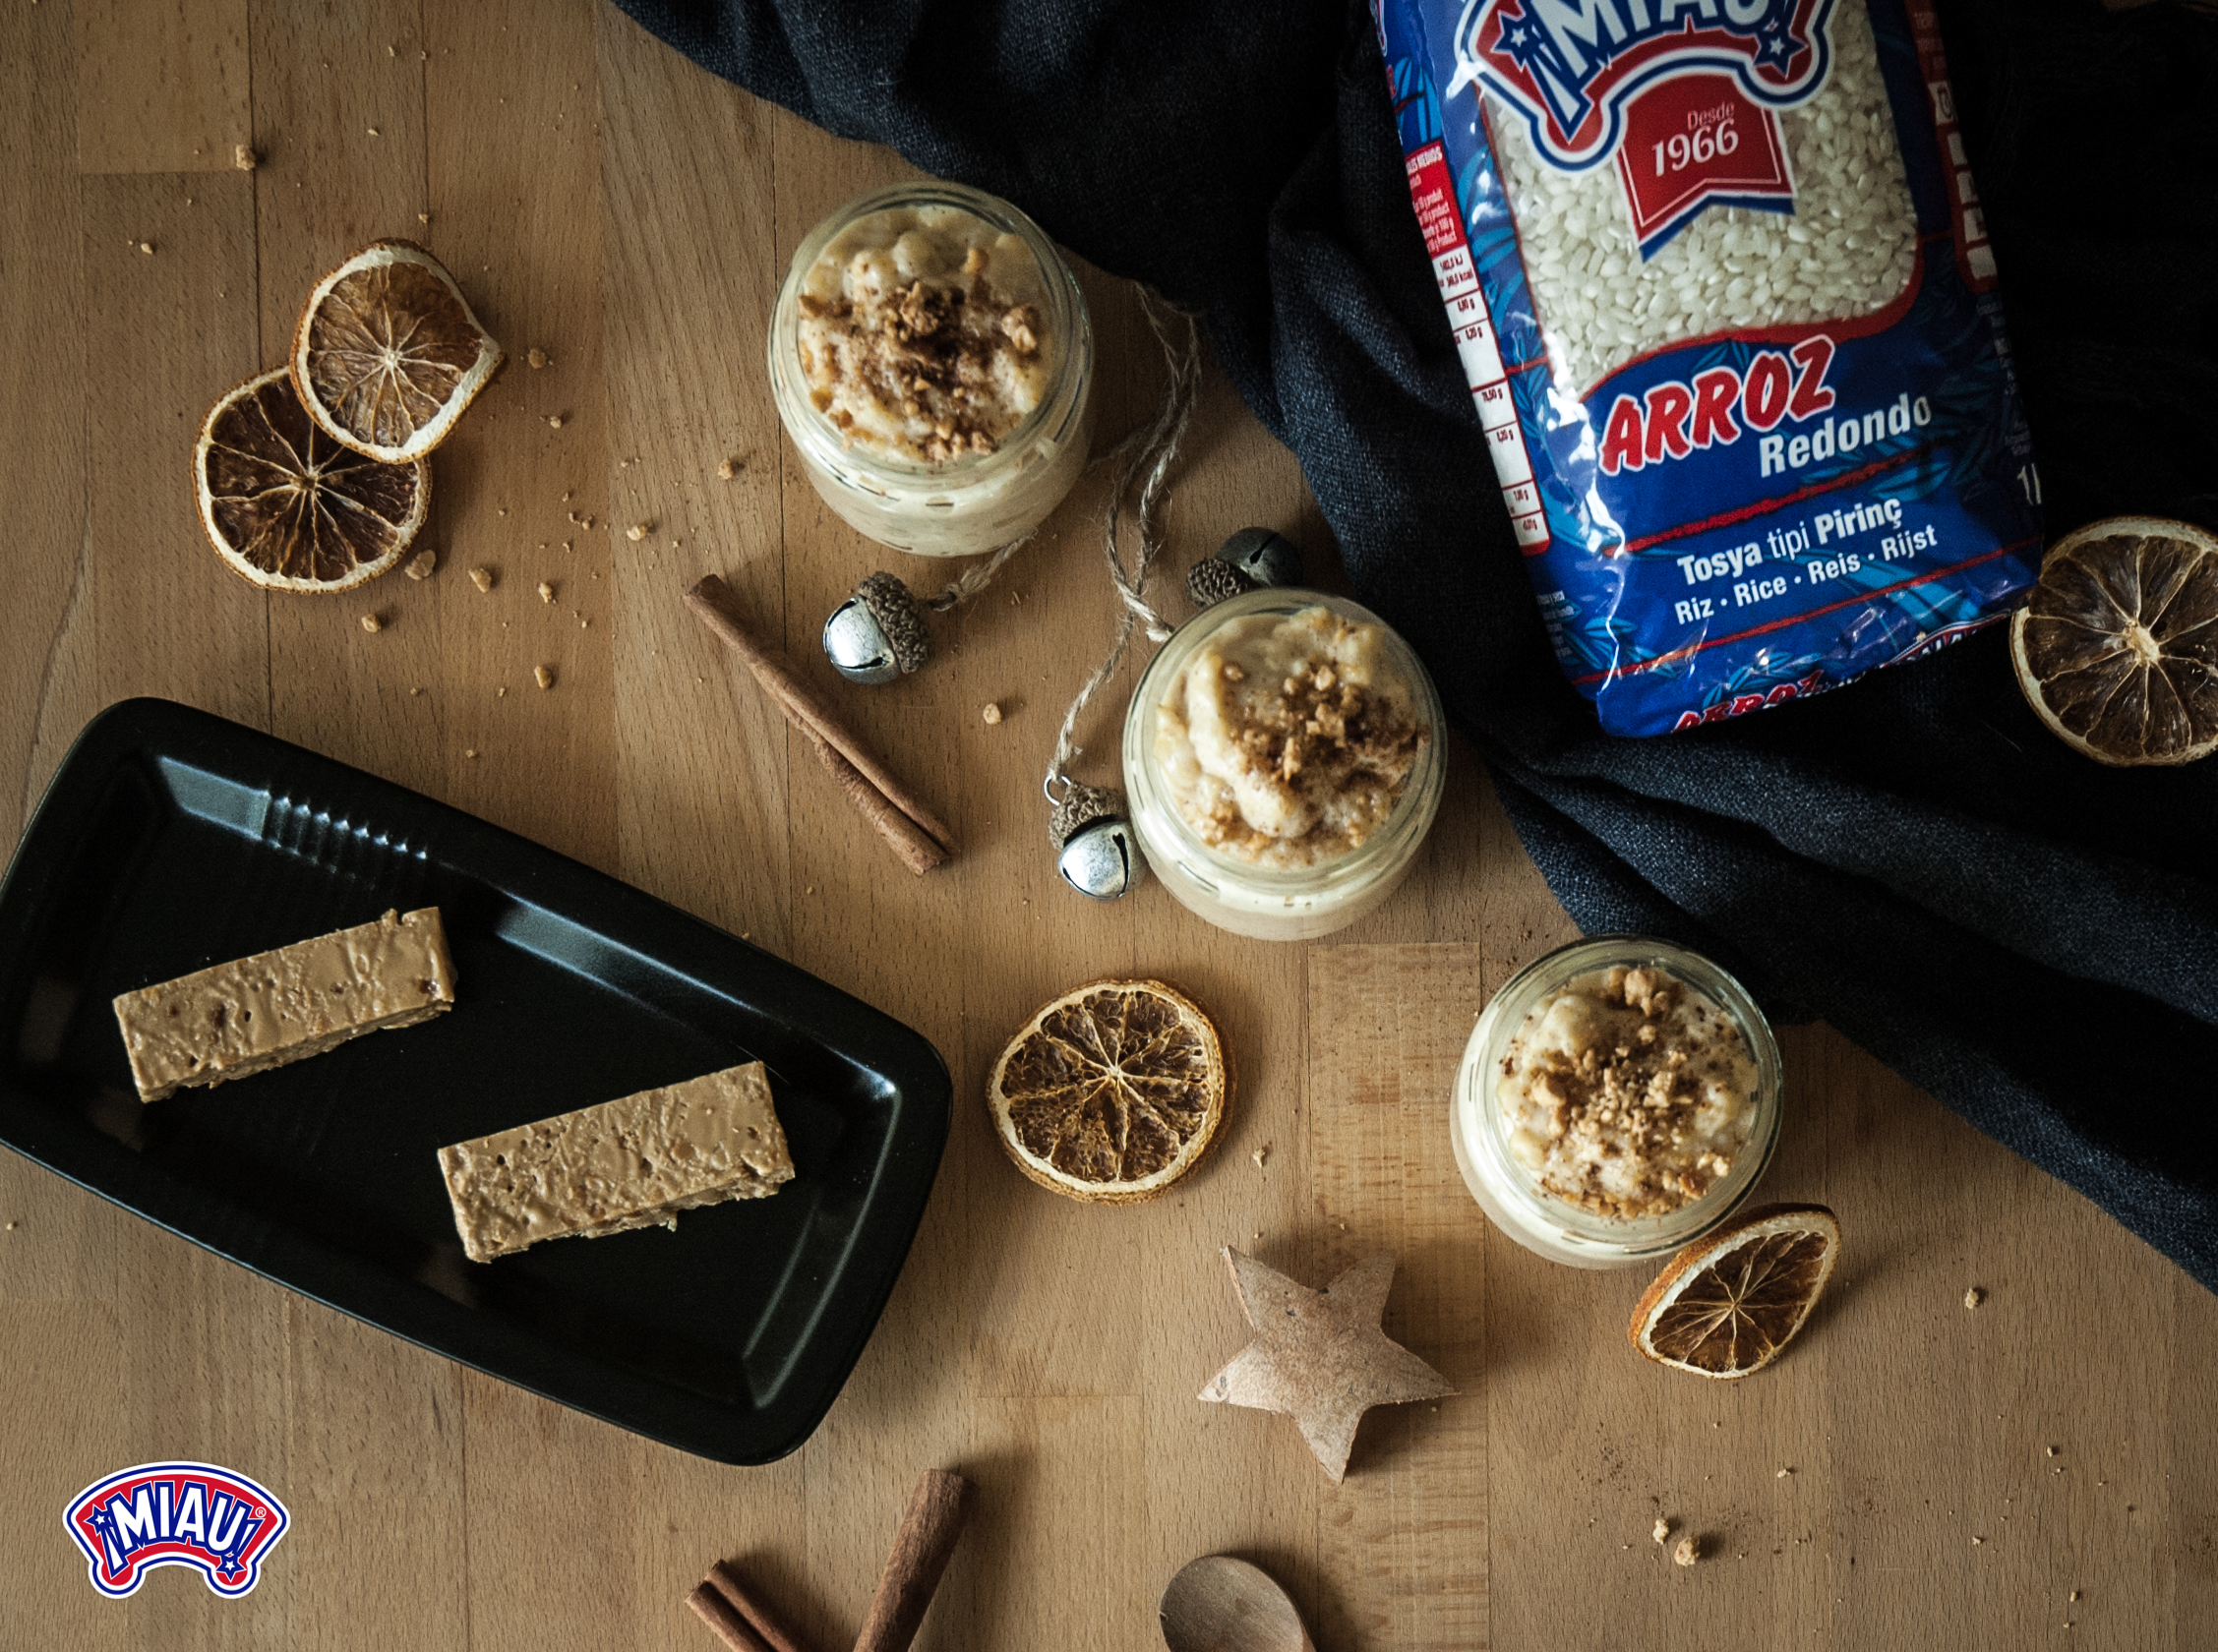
113, 907, 456, 1102
437, 1060, 794, 1263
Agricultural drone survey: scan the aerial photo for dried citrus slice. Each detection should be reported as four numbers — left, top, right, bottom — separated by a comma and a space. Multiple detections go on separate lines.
290, 238, 503, 463
1630, 1203, 1839, 1379
2009, 515, 2218, 767
988, 979, 1229, 1204
195, 368, 429, 592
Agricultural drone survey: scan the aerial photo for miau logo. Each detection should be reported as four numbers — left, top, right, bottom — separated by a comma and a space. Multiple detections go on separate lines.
64, 1461, 290, 1599
1450, 0, 1841, 260
1454, 0, 1837, 169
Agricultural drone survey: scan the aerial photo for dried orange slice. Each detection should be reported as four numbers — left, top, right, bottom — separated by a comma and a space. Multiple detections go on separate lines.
2010, 516, 2218, 767
195, 368, 429, 592
1630, 1203, 1839, 1379
988, 979, 1229, 1204
290, 239, 503, 463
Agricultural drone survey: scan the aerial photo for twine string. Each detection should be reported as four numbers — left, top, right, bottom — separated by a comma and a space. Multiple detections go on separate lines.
922, 531, 1035, 614
1045, 291, 1202, 799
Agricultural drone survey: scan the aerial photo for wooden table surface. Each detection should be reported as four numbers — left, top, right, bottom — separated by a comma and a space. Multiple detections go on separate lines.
6, 4, 2215, 1649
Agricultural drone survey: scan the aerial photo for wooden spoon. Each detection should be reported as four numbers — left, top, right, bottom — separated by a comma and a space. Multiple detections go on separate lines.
1158, 1555, 1314, 1652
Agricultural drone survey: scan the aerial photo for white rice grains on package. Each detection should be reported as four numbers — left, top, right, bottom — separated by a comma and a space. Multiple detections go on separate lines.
1374, 0, 2043, 736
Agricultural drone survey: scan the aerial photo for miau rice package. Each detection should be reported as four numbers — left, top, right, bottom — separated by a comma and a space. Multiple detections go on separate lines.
1373, 0, 2043, 735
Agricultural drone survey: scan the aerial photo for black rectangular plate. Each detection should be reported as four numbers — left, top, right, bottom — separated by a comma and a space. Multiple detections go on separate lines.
0, 700, 950, 1465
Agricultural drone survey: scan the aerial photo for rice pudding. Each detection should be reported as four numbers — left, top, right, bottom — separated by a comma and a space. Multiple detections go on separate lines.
769, 182, 1096, 557
795, 205, 1056, 463
1151, 606, 1427, 870
1496, 965, 1756, 1219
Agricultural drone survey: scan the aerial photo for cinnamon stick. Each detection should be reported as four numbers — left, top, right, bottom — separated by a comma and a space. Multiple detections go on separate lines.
701, 1562, 813, 1652
852, 1470, 972, 1652
687, 1581, 775, 1652
686, 575, 959, 859
800, 723, 945, 875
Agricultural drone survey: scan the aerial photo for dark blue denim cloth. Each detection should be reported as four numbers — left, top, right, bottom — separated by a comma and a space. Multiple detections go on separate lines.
611, 0, 2218, 1287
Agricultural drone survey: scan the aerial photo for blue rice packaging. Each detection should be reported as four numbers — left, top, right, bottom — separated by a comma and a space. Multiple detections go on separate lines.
1373, 0, 2043, 734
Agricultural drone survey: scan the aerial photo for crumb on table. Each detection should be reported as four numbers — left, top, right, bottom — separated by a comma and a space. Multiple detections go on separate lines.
469, 567, 494, 593
1673, 1536, 1699, 1567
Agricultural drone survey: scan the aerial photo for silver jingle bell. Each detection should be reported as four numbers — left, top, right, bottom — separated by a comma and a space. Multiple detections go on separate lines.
1057, 815, 1149, 901
822, 596, 903, 685
822, 571, 932, 686
1049, 780, 1150, 901
1215, 527, 1302, 590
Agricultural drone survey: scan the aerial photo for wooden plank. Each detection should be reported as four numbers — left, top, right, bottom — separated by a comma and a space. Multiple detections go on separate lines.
0, 0, 90, 850
278, 1299, 468, 1650
413, 0, 616, 869
251, 0, 446, 808
1306, 945, 1490, 1652
77, 0, 251, 175
954, 1397, 1151, 1649
596, 0, 792, 946
79, 168, 267, 728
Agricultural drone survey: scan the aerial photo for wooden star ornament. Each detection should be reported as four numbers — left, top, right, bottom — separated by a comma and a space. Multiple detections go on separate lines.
1198, 1247, 1454, 1482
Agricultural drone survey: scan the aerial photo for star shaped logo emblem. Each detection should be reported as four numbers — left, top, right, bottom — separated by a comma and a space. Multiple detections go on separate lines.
1753, 18, 1800, 71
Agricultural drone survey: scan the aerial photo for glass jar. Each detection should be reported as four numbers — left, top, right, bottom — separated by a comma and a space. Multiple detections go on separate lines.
1121, 588, 1447, 941
1450, 936, 1783, 1268
766, 181, 1096, 558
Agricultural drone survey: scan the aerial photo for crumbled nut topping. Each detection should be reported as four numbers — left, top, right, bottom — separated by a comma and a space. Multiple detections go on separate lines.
469, 567, 494, 592
1673, 1536, 1700, 1566
538, 581, 555, 603
1652, 1517, 1671, 1545
360, 614, 381, 634
1498, 966, 1756, 1219
404, 548, 437, 581
799, 277, 1045, 463
534, 665, 554, 690
1156, 609, 1426, 868
1964, 1285, 1985, 1309
234, 145, 258, 170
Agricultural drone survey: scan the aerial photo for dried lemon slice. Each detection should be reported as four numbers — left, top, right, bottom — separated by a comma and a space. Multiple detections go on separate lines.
290, 238, 503, 463
1630, 1203, 1839, 1379
195, 368, 429, 592
988, 979, 1229, 1204
2010, 515, 2218, 767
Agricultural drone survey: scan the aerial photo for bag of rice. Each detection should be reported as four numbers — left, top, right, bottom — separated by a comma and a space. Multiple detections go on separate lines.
1373, 0, 2044, 735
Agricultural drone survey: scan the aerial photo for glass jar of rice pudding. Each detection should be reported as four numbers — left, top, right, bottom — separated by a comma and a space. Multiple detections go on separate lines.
1121, 588, 1445, 941
767, 181, 1095, 558
1450, 937, 1782, 1268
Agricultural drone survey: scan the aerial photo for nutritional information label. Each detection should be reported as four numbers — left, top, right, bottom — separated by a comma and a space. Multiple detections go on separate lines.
1405, 143, 1548, 550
